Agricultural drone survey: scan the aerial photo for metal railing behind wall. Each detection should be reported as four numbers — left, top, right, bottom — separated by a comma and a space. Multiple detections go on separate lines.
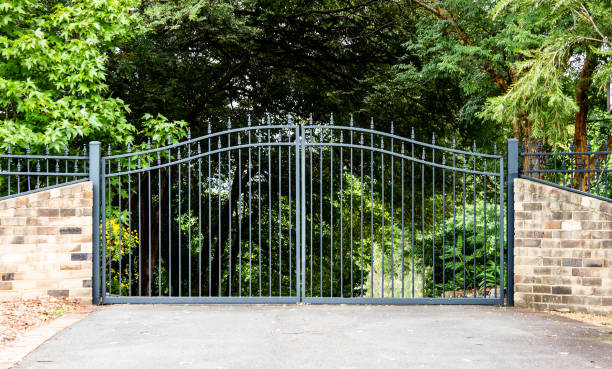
0, 144, 89, 201
520, 140, 612, 201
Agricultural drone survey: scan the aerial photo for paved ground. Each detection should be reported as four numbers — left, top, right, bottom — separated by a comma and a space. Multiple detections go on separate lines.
15, 305, 612, 369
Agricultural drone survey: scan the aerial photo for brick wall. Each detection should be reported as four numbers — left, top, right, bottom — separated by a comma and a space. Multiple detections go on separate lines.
0, 182, 93, 303
514, 178, 612, 314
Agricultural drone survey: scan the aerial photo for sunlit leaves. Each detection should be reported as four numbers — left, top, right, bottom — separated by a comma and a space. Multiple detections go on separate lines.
0, 0, 137, 150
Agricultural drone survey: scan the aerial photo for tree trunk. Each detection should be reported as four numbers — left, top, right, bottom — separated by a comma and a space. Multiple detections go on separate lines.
573, 52, 596, 191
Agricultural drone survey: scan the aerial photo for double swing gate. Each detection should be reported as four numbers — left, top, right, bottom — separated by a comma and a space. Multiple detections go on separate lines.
98, 116, 506, 305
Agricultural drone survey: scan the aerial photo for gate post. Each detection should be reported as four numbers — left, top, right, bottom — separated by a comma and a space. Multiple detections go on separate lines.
506, 139, 518, 306
89, 142, 101, 305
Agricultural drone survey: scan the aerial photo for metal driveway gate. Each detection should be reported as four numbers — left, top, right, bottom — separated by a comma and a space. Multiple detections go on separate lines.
97, 117, 506, 305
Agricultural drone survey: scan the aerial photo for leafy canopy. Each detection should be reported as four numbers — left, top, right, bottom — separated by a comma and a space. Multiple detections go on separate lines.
0, 0, 137, 151
483, 0, 612, 143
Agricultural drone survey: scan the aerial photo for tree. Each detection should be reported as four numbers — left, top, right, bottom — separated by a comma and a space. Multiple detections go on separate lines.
485, 0, 612, 152
106, 0, 485, 146
0, 0, 137, 151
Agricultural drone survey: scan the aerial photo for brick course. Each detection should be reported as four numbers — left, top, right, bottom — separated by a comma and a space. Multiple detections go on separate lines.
0, 182, 93, 303
514, 179, 612, 314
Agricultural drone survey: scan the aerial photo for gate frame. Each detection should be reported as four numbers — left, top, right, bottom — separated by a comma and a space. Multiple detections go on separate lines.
88, 123, 514, 306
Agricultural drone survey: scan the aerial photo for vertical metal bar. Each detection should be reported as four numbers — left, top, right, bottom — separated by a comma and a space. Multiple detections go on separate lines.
350, 118, 354, 297
288, 121, 293, 296
442, 154, 446, 297
188, 130, 192, 296
473, 144, 477, 298
401, 143, 405, 298
137, 157, 141, 296
89, 142, 101, 304
168, 136, 172, 296
330, 116, 334, 297
257, 125, 262, 296
431, 134, 435, 297
304, 126, 314, 297
494, 145, 498, 298
7, 144, 11, 196
147, 140, 152, 297
218, 137, 222, 296
411, 128, 415, 298
462, 156, 467, 296
26, 144, 30, 191
390, 125, 395, 297
107, 147, 111, 294
309, 115, 314, 297
127, 145, 132, 297
198, 142, 202, 296
278, 131, 283, 295
267, 119, 272, 297
506, 139, 518, 306
421, 148, 425, 297
117, 161, 122, 297
101, 155, 107, 299
340, 132, 344, 297
247, 119, 252, 297
300, 123, 306, 301
452, 139, 456, 297
64, 146, 68, 184
292, 116, 300, 298
320, 127, 324, 296
237, 137, 242, 297
370, 119, 375, 297
228, 121, 232, 296
45, 145, 49, 188
360, 134, 364, 298
483, 160, 488, 296
381, 138, 385, 298
7, 145, 11, 196
158, 152, 162, 296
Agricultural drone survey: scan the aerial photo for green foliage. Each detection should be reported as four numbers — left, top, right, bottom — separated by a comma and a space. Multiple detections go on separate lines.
483, 0, 612, 143
0, 0, 140, 151
433, 200, 504, 296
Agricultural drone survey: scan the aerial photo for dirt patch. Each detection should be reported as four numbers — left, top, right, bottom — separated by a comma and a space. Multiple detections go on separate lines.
0, 297, 87, 345
547, 311, 612, 328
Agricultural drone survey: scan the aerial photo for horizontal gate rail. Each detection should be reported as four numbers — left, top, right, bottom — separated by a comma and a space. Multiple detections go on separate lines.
302, 297, 504, 305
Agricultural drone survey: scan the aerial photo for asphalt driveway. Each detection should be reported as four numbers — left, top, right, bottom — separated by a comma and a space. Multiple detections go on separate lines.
15, 304, 612, 369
